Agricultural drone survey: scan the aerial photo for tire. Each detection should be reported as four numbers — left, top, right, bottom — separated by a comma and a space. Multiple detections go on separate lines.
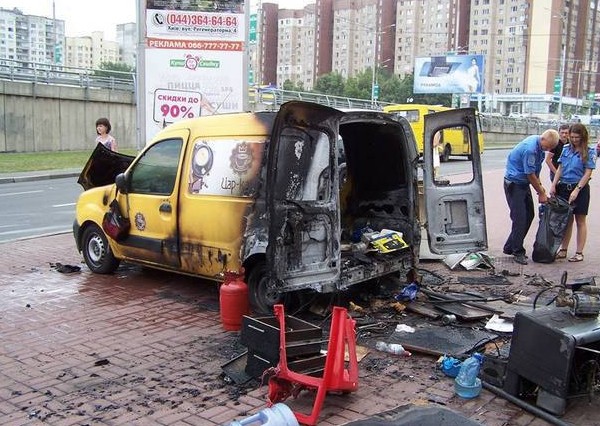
441, 144, 451, 162
81, 224, 120, 274
247, 262, 283, 314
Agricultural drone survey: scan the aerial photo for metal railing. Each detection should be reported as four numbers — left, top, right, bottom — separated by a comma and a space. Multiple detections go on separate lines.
0, 58, 135, 92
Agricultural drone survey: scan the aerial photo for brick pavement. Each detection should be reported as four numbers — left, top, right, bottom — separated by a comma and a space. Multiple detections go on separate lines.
0, 166, 599, 425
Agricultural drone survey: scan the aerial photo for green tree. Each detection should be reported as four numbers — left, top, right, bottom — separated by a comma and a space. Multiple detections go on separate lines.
282, 79, 304, 92
94, 62, 135, 81
313, 72, 345, 96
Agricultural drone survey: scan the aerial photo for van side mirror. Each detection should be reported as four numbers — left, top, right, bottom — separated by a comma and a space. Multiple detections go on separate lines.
115, 173, 128, 194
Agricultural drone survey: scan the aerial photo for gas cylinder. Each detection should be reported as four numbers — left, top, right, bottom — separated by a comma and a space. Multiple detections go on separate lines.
220, 270, 250, 331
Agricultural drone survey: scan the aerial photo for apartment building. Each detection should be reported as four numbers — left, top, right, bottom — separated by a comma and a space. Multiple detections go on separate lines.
257, 0, 600, 111
0, 7, 65, 66
65, 32, 119, 69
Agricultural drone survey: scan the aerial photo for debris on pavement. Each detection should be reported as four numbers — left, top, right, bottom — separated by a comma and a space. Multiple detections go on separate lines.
49, 262, 81, 273
443, 252, 493, 271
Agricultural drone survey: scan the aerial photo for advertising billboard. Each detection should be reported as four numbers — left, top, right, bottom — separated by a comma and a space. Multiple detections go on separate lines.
138, 1, 248, 144
413, 55, 485, 94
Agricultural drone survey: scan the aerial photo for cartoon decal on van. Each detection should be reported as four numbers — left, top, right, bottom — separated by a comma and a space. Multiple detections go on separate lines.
188, 139, 264, 196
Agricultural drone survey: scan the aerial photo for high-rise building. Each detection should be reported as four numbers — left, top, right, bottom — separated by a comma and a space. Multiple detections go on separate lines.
0, 7, 65, 67
117, 22, 137, 68
65, 31, 119, 69
258, 0, 600, 115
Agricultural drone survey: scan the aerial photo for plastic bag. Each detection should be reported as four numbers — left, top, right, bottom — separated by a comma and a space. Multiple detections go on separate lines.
102, 199, 130, 241
532, 197, 573, 263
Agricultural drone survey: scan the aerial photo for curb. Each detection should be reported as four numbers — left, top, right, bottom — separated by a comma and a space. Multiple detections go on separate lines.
0, 171, 80, 185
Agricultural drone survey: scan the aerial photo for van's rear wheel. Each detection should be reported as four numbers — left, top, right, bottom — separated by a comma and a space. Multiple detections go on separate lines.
247, 262, 283, 314
81, 224, 120, 274
441, 144, 451, 162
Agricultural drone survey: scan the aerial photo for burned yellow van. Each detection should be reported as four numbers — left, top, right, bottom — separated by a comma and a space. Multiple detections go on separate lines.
74, 101, 487, 313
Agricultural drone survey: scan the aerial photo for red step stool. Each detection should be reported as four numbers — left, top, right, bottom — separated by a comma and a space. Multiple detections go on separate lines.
267, 304, 359, 425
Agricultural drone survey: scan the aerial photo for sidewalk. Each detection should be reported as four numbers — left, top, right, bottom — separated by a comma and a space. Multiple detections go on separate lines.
1, 160, 599, 425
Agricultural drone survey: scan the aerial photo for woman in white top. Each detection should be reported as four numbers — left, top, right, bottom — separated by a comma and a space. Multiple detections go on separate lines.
95, 117, 117, 152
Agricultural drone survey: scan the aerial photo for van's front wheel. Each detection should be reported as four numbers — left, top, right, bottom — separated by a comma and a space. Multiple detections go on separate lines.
247, 262, 282, 314
81, 224, 120, 274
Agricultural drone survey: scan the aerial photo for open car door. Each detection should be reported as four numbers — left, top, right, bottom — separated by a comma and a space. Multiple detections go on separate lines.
77, 143, 135, 191
422, 108, 488, 254
266, 101, 344, 291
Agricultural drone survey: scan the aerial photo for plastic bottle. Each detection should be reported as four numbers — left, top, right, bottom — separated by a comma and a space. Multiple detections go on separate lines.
375, 341, 412, 357
228, 403, 299, 426
454, 353, 484, 399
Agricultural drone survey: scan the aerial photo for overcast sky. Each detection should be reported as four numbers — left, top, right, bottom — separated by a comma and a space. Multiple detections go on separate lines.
0, 0, 309, 41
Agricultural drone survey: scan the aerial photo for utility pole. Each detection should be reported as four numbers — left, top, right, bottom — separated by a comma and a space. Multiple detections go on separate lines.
556, 12, 567, 120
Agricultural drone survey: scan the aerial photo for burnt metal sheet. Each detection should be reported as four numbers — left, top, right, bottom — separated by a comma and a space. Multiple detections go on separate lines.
389, 324, 497, 355
433, 302, 494, 320
405, 301, 442, 319
458, 275, 511, 285
221, 351, 252, 385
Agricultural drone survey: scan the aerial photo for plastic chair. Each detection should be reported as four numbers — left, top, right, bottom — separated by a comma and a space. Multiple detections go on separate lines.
267, 304, 359, 425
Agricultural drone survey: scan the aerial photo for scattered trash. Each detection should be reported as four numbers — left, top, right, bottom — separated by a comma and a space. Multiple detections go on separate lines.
390, 302, 407, 313
394, 324, 415, 333
93, 359, 110, 367
458, 275, 511, 285
395, 282, 419, 301
438, 355, 462, 378
454, 353, 483, 399
443, 252, 493, 271
441, 314, 457, 325
49, 262, 81, 273
349, 301, 367, 314
484, 314, 514, 333
375, 341, 412, 357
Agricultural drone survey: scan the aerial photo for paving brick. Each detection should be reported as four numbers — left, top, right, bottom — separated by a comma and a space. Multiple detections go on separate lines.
1, 230, 600, 425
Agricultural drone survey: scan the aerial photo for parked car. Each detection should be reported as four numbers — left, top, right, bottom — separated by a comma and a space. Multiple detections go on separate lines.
73, 101, 487, 313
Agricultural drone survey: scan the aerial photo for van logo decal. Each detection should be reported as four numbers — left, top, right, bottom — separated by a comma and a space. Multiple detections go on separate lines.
230, 142, 253, 175
135, 213, 146, 231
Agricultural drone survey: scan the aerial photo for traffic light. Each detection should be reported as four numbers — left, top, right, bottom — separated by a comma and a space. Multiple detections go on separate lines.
54, 43, 63, 64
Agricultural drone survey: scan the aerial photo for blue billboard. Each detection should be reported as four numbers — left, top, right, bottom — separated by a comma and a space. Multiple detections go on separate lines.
413, 55, 485, 94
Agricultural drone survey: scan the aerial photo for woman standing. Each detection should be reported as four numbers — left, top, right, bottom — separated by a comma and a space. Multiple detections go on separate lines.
550, 123, 596, 262
95, 117, 117, 152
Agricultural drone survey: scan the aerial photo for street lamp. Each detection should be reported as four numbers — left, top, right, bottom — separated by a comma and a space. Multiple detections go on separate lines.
555, 12, 567, 120
371, 24, 395, 106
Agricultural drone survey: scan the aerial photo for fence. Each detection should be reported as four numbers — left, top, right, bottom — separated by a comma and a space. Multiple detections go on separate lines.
0, 59, 135, 92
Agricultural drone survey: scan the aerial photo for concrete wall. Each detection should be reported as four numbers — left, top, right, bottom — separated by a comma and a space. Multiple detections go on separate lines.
0, 81, 136, 153
1, 80, 595, 153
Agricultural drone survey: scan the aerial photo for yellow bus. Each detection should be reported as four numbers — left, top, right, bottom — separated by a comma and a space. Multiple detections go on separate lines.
382, 104, 484, 161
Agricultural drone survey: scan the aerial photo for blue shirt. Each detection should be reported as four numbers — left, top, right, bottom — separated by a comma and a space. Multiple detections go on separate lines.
558, 145, 596, 183
505, 135, 545, 184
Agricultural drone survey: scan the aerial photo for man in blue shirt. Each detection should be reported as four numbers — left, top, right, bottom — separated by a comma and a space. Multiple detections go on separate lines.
503, 129, 559, 264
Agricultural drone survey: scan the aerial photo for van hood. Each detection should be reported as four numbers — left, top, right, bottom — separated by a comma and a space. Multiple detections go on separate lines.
77, 143, 135, 191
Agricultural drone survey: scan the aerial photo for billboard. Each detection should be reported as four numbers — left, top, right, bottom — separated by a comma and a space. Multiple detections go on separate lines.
413, 55, 485, 94
138, 1, 248, 144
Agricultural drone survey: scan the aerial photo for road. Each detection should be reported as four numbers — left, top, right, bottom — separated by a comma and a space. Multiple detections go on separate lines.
0, 176, 82, 243
0, 149, 510, 243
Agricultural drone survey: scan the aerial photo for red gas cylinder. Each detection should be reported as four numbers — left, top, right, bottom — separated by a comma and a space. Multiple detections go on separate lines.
220, 270, 250, 331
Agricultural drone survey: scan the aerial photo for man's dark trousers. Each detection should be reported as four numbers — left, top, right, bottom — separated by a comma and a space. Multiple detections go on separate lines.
503, 179, 534, 256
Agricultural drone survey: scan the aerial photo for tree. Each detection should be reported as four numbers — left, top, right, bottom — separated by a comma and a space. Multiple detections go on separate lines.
313, 72, 345, 96
282, 79, 304, 92
94, 62, 135, 81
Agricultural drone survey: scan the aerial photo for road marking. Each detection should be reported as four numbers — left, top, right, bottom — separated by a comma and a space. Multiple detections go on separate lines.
0, 190, 44, 197
53, 203, 76, 207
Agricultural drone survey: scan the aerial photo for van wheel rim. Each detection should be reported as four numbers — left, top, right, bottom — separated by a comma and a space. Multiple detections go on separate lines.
87, 234, 106, 264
